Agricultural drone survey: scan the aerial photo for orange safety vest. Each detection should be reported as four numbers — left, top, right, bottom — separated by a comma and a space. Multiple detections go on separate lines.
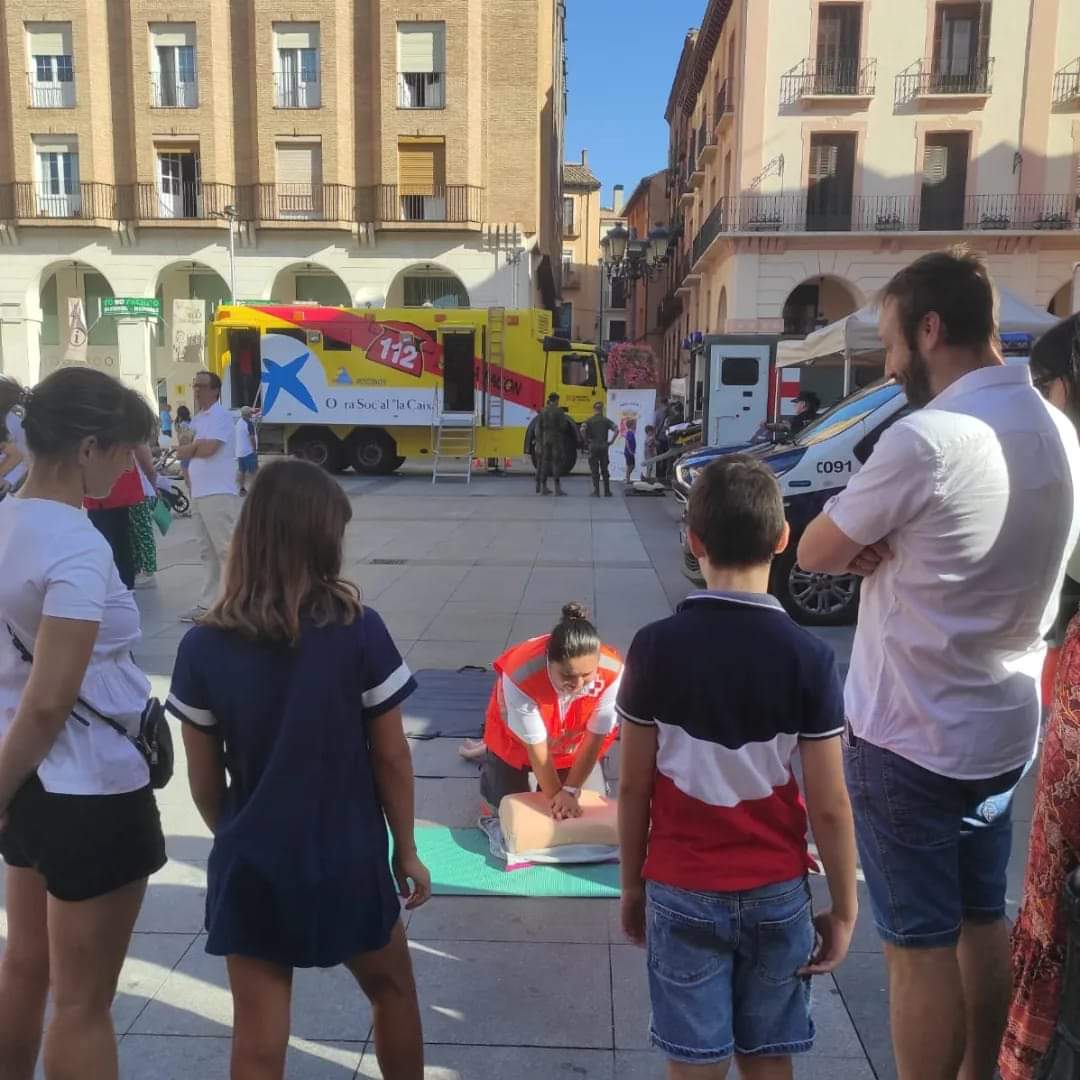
483, 635, 623, 771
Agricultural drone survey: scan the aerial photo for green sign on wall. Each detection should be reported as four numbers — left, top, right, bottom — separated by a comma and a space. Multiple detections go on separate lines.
102, 297, 162, 318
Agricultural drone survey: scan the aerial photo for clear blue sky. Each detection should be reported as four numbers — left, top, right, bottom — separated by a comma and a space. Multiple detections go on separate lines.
565, 0, 706, 207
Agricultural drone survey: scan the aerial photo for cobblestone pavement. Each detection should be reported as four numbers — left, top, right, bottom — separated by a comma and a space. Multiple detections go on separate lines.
0, 468, 1036, 1077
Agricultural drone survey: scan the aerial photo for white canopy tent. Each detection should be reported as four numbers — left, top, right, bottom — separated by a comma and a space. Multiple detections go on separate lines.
776, 286, 1059, 396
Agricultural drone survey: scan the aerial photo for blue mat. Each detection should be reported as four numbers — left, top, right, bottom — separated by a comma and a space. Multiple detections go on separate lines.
403, 668, 494, 739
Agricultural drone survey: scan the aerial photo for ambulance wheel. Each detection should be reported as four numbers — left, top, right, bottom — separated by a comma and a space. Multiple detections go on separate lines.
770, 546, 860, 627
290, 429, 345, 474
348, 429, 399, 475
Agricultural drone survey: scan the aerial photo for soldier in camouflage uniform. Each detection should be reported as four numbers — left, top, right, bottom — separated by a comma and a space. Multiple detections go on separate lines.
535, 393, 574, 496
580, 400, 617, 497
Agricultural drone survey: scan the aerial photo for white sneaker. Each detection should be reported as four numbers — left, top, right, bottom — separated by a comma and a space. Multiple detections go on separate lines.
179, 606, 207, 623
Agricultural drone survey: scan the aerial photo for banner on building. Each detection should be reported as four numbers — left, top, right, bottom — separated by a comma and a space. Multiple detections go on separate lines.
172, 299, 206, 365
606, 388, 656, 484
62, 297, 88, 365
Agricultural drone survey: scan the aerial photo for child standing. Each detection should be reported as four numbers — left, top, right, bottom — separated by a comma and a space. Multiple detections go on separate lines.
623, 418, 638, 483
643, 424, 658, 482
167, 459, 430, 1080
617, 454, 857, 1080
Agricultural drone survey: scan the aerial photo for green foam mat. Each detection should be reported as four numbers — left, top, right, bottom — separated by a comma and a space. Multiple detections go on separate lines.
410, 826, 620, 898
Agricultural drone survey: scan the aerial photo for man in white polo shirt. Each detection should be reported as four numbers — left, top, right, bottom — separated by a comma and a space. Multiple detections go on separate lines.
176, 370, 239, 621
799, 250, 1080, 1080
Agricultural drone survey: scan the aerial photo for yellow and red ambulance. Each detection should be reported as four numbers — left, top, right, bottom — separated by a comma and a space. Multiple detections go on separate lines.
209, 304, 604, 474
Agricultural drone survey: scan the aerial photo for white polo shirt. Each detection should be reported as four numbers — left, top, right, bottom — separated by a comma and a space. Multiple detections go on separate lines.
188, 400, 239, 499
827, 364, 1080, 779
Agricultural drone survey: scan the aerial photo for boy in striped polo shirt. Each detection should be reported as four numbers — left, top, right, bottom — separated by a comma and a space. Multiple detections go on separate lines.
617, 455, 858, 1080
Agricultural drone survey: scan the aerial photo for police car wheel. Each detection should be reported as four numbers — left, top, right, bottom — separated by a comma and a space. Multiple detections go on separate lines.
771, 546, 859, 627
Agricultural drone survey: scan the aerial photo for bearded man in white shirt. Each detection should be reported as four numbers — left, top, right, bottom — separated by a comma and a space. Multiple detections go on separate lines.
799, 249, 1080, 1080
176, 371, 240, 621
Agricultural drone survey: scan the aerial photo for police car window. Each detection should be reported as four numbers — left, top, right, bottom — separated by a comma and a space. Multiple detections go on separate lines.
721, 356, 759, 385
562, 354, 596, 387
795, 382, 903, 447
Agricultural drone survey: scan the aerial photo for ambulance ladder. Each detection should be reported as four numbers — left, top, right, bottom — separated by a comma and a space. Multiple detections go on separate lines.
485, 306, 506, 430
431, 390, 477, 486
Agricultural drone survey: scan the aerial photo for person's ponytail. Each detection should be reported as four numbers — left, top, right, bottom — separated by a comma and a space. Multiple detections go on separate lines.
547, 602, 601, 663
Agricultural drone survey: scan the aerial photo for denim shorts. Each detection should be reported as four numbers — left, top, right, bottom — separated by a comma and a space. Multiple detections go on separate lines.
645, 876, 815, 1063
843, 726, 1025, 949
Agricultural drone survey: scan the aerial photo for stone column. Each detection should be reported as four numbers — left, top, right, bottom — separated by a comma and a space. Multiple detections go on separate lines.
116, 317, 155, 403
0, 310, 42, 387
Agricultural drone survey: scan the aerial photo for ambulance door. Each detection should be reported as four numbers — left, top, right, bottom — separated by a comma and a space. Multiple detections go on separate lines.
556, 350, 599, 420
705, 343, 769, 446
439, 329, 477, 413
220, 326, 261, 409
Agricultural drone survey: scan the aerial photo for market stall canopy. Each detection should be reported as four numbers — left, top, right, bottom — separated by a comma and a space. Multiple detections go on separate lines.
776, 287, 1058, 369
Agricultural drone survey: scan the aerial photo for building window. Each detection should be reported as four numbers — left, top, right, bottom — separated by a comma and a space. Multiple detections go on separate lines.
33, 136, 80, 217
26, 23, 74, 108
562, 196, 575, 236
561, 249, 573, 274
149, 24, 197, 107
921, 131, 970, 230
84, 272, 117, 346
931, 3, 991, 92
156, 148, 201, 218
556, 302, 573, 336
275, 141, 323, 219
608, 319, 627, 343
815, 4, 862, 93
402, 272, 469, 308
397, 22, 446, 108
397, 138, 446, 220
274, 24, 320, 108
806, 132, 856, 231
609, 277, 627, 310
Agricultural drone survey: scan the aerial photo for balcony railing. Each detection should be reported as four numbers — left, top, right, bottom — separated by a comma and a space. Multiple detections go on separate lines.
780, 57, 877, 103
252, 184, 355, 222
27, 74, 76, 108
687, 192, 1078, 261
397, 72, 445, 108
897, 58, 994, 99
1053, 59, 1080, 104
150, 75, 198, 108
274, 73, 320, 109
1, 182, 116, 220
115, 182, 235, 221
361, 185, 485, 224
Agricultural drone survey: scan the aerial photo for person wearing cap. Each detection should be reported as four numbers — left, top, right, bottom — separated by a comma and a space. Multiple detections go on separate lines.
535, 392, 575, 497
788, 390, 821, 435
235, 406, 259, 496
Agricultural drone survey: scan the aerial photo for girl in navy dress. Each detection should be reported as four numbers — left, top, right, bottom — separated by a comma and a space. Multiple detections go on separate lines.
167, 459, 430, 1080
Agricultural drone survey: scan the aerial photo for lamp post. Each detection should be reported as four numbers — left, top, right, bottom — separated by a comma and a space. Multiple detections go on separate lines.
210, 204, 239, 301
598, 223, 669, 350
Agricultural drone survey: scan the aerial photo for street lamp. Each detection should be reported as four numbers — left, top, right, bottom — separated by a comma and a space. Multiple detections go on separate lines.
209, 204, 239, 302
598, 223, 670, 346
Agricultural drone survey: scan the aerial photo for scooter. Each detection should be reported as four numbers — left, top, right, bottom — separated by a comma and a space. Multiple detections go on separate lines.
155, 462, 190, 516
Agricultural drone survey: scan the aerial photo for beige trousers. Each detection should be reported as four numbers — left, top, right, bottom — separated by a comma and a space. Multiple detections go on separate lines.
193, 493, 240, 610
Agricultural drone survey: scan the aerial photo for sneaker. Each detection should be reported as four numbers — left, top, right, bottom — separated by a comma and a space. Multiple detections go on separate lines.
179, 606, 207, 623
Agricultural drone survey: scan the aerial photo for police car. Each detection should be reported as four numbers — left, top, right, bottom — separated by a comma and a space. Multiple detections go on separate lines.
676, 336, 1034, 626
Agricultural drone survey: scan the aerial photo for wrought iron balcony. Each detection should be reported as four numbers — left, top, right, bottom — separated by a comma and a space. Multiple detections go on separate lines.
359, 185, 485, 224
780, 57, 877, 104
27, 72, 75, 108
897, 58, 994, 101
116, 182, 237, 221
149, 74, 198, 108
714, 78, 735, 134
397, 72, 445, 108
2, 182, 115, 220
1053, 59, 1080, 105
251, 184, 355, 222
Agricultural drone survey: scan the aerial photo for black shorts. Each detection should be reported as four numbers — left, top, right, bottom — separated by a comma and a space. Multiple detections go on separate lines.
0, 774, 166, 901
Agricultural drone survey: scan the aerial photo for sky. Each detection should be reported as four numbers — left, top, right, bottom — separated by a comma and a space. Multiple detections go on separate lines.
565, 0, 707, 208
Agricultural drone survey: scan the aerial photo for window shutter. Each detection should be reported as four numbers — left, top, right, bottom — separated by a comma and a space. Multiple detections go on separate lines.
398, 23, 444, 73
923, 143, 949, 185
276, 142, 321, 188
149, 23, 196, 48
274, 23, 319, 50
977, 2, 992, 63
26, 23, 71, 55
398, 140, 444, 195
809, 142, 839, 182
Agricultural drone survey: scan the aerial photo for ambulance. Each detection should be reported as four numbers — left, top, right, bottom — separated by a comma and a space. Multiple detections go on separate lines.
208, 304, 605, 474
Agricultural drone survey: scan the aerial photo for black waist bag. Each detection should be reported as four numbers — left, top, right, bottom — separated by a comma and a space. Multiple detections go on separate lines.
7, 625, 174, 790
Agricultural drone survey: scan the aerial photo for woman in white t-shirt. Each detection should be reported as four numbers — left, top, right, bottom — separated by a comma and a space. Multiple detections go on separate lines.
0, 368, 166, 1080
